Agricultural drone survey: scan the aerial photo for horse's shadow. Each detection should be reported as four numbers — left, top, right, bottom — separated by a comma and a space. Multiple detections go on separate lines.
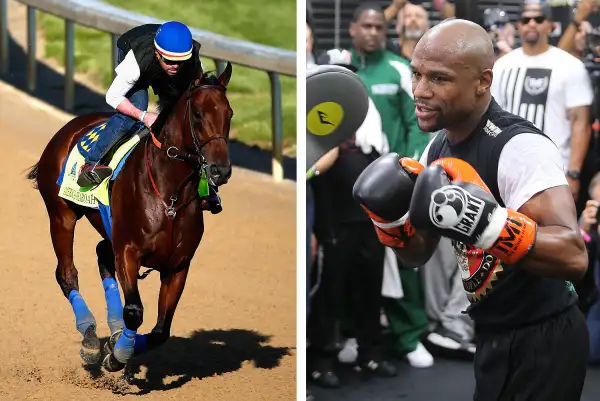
83, 329, 293, 395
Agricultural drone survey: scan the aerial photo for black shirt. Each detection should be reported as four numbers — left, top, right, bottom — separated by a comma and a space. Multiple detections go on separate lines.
310, 137, 380, 242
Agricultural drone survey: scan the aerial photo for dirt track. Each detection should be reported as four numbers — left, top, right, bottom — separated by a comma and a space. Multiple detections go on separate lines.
0, 82, 297, 400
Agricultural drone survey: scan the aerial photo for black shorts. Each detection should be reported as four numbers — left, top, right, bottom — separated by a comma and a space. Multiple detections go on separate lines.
474, 305, 589, 401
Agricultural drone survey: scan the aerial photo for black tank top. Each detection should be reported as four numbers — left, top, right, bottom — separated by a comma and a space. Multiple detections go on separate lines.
427, 97, 578, 329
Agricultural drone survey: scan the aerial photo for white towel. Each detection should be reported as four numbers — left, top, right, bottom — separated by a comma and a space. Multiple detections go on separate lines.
354, 97, 389, 156
381, 246, 404, 298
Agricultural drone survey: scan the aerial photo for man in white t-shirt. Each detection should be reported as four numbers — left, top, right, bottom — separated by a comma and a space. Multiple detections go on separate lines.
491, 0, 592, 202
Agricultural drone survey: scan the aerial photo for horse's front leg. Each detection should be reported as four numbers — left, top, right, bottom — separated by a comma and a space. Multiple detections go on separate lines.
134, 263, 190, 355
102, 245, 143, 372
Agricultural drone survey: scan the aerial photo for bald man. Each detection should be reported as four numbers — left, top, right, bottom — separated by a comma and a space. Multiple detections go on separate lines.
353, 19, 589, 400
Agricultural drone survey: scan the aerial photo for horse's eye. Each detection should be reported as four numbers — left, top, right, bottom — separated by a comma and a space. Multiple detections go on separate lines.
194, 111, 202, 119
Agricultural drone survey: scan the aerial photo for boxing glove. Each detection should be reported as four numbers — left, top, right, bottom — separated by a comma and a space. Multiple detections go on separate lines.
409, 158, 537, 265
353, 153, 423, 248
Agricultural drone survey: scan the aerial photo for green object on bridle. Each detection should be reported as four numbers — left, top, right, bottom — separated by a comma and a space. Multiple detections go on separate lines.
198, 167, 210, 197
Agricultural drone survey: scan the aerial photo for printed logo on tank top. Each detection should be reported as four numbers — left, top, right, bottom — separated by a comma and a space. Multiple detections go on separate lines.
452, 240, 504, 302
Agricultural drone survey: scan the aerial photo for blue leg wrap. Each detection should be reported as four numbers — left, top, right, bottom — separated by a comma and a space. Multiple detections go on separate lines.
68, 290, 96, 335
134, 333, 149, 355
113, 327, 136, 363
102, 278, 124, 334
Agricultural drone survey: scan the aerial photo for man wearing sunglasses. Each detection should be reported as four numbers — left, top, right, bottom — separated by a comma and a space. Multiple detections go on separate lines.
77, 21, 223, 211
491, 0, 593, 214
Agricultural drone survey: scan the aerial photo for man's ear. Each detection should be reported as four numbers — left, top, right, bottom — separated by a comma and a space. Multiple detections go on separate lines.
479, 69, 493, 95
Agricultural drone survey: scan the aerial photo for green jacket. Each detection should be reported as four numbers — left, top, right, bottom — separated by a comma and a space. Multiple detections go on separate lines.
350, 48, 428, 159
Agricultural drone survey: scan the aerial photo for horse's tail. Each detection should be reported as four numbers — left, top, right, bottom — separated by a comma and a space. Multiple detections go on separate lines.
25, 161, 40, 189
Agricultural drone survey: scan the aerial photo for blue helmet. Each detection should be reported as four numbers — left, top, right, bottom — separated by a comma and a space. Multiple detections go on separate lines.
154, 21, 193, 61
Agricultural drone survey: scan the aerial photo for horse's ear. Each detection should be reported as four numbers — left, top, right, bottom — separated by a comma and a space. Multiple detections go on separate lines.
218, 62, 232, 87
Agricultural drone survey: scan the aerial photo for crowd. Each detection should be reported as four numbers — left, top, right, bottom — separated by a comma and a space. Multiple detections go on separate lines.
306, 0, 600, 399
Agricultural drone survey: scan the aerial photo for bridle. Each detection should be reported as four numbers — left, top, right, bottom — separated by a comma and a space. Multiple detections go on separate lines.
145, 81, 230, 219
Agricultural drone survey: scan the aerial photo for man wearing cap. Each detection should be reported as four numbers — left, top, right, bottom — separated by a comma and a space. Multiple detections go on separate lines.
77, 21, 205, 188
491, 0, 592, 213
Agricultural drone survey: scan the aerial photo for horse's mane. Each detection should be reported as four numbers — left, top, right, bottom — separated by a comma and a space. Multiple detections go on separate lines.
152, 70, 221, 134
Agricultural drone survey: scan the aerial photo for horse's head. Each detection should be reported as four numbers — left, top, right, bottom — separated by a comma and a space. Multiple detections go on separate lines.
186, 63, 233, 186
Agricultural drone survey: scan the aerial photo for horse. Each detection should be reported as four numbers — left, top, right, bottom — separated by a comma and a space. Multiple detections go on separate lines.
25, 63, 234, 372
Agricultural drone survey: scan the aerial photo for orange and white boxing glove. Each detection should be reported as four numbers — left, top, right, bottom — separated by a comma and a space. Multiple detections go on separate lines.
409, 158, 537, 264
352, 153, 424, 248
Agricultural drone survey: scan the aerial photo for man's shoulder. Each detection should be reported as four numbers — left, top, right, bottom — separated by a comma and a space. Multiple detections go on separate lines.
119, 24, 159, 48
547, 46, 583, 63
547, 47, 588, 76
383, 50, 409, 63
128, 24, 160, 37
383, 52, 411, 78
192, 40, 202, 54
383, 51, 411, 69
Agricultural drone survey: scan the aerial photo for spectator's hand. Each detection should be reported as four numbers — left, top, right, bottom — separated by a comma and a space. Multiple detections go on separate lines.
496, 23, 515, 53
567, 175, 580, 202
580, 199, 599, 234
495, 38, 513, 57
575, 0, 597, 24
306, 147, 340, 180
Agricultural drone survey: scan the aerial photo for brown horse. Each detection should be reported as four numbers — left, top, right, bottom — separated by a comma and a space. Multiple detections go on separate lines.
26, 63, 233, 372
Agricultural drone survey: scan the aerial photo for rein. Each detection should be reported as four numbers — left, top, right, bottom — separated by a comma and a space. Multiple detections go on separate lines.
139, 82, 228, 279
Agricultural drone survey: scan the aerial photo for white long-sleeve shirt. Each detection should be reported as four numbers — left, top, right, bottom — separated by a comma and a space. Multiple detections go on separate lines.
105, 50, 141, 109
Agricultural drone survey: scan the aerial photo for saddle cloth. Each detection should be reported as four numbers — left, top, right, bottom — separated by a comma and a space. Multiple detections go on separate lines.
57, 122, 145, 239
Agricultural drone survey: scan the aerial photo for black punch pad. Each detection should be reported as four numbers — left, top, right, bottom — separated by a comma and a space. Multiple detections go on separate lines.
306, 64, 369, 168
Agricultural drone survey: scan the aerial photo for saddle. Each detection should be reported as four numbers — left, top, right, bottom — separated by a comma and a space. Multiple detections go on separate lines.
57, 120, 222, 237
100, 124, 149, 166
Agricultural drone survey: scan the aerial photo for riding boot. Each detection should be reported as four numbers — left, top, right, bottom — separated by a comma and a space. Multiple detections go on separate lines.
78, 164, 114, 187
77, 116, 139, 187
202, 185, 222, 214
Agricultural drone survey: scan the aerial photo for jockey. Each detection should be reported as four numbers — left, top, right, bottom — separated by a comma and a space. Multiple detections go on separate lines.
77, 21, 222, 214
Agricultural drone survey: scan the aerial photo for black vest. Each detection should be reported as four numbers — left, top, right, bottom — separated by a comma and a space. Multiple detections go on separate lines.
427, 98, 578, 329
117, 24, 202, 103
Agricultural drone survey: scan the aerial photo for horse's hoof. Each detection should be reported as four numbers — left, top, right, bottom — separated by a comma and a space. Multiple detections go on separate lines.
102, 352, 126, 372
104, 329, 122, 354
80, 325, 101, 365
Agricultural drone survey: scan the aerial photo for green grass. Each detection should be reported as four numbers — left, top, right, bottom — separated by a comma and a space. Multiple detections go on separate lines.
37, 0, 297, 153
